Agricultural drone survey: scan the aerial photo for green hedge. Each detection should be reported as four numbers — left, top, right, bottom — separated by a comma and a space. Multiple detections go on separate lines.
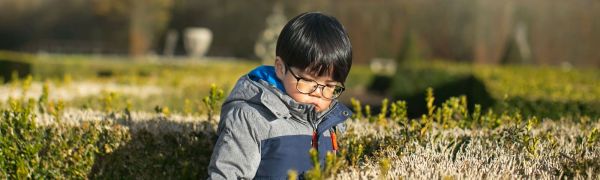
386, 61, 600, 119
0, 51, 259, 113
0, 51, 260, 82
0, 98, 218, 179
0, 51, 157, 81
0, 99, 128, 178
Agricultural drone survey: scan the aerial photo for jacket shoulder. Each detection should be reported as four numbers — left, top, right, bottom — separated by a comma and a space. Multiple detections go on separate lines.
222, 100, 277, 123
218, 101, 273, 135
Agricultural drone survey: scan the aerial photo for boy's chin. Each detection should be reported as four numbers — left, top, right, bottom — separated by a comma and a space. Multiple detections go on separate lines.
314, 106, 323, 112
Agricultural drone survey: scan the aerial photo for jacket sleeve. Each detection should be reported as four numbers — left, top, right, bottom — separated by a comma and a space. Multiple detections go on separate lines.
208, 105, 262, 179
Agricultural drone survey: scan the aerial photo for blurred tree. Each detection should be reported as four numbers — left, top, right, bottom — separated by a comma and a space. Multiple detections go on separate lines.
255, 1, 286, 65
501, 22, 532, 65
396, 30, 422, 65
92, 0, 173, 58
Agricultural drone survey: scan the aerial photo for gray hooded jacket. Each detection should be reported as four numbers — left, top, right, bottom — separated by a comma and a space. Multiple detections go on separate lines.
207, 74, 352, 179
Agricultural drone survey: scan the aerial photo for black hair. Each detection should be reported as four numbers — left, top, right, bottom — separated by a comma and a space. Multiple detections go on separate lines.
276, 12, 352, 84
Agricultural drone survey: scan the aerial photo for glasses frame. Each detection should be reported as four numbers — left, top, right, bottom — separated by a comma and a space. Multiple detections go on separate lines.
284, 64, 345, 100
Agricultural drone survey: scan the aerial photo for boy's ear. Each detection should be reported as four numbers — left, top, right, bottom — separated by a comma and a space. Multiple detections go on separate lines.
275, 56, 285, 80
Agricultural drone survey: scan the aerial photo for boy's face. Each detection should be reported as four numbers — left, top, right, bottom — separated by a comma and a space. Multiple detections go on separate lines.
275, 57, 343, 112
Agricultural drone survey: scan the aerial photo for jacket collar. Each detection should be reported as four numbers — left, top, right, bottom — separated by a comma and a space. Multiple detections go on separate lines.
254, 77, 353, 132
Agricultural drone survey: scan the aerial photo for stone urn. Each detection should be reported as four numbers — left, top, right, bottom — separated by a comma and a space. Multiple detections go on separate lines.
184, 28, 213, 58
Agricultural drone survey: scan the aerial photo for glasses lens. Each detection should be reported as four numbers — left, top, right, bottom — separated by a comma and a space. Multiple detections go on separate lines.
323, 86, 344, 99
322, 86, 335, 99
296, 79, 318, 94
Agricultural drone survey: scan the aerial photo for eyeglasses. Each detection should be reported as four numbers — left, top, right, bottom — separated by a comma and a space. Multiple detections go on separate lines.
285, 65, 345, 100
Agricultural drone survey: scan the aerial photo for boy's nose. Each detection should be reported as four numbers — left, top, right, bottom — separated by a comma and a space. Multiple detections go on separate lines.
309, 85, 323, 98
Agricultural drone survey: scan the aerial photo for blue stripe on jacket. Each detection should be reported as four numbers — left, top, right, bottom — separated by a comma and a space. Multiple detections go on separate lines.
255, 133, 335, 178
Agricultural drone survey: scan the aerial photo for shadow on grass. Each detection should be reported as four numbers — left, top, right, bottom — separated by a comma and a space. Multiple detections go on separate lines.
362, 70, 600, 119
0, 59, 31, 83
358, 72, 495, 119
395, 75, 496, 118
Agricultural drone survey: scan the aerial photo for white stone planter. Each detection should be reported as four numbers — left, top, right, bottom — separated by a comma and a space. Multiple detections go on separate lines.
184, 28, 213, 58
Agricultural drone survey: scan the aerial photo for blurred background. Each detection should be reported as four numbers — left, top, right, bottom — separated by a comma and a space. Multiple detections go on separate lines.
1, 0, 599, 118
2, 0, 600, 66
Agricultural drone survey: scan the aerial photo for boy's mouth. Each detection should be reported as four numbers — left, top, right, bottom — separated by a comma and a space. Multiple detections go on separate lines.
302, 102, 320, 112
312, 104, 326, 112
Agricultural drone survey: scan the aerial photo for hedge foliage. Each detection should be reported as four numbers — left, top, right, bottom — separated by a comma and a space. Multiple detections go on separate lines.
386, 61, 600, 119
0, 98, 128, 179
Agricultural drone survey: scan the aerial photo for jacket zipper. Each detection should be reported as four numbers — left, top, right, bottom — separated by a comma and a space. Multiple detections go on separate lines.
309, 103, 339, 153
308, 108, 318, 149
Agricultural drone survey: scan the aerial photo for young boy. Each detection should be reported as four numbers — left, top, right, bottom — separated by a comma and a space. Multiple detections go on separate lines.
208, 12, 353, 179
